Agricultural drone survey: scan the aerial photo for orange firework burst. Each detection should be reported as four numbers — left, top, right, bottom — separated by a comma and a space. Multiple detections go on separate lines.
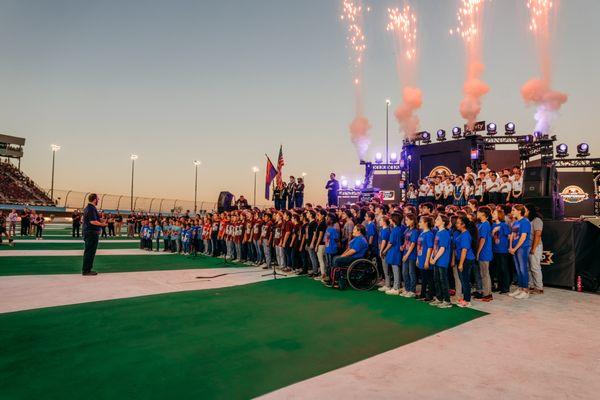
386, 5, 417, 61
450, 0, 486, 43
527, 0, 553, 32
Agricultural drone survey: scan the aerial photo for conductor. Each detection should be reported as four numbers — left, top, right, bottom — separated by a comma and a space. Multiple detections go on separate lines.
82, 193, 107, 276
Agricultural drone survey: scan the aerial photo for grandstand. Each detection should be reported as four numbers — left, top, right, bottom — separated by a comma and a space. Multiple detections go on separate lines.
0, 134, 54, 206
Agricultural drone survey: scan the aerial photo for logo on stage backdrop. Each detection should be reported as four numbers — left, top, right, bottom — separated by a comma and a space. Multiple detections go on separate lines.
381, 191, 395, 201
560, 185, 589, 204
541, 250, 554, 266
428, 166, 453, 178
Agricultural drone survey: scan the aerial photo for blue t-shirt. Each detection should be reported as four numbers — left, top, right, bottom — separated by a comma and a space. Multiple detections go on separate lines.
417, 230, 434, 269
492, 222, 510, 254
455, 231, 476, 261
153, 225, 162, 239
366, 221, 377, 244
511, 218, 532, 249
379, 226, 391, 255
403, 228, 419, 261
477, 221, 493, 262
349, 236, 368, 259
433, 229, 451, 268
325, 226, 339, 254
385, 226, 403, 266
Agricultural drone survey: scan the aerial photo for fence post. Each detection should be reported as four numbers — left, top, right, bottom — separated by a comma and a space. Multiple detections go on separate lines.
63, 190, 72, 208
82, 192, 90, 209
149, 198, 156, 213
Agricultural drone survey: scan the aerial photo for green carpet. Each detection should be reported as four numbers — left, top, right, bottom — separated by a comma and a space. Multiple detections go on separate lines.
0, 278, 485, 400
0, 242, 139, 251
0, 254, 245, 276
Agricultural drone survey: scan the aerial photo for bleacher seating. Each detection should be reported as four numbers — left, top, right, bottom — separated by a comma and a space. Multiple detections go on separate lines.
0, 160, 54, 206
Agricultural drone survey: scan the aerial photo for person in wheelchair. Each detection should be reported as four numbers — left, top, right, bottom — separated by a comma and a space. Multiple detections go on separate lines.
323, 225, 369, 285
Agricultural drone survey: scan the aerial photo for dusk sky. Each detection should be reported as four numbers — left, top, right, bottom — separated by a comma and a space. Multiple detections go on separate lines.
1, 0, 598, 206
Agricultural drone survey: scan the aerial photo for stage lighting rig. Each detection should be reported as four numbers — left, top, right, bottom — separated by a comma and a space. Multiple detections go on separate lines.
556, 143, 569, 158
436, 129, 446, 142
505, 122, 516, 135
486, 123, 497, 135
389, 152, 398, 163
421, 131, 431, 144
452, 127, 462, 139
577, 143, 590, 158
375, 152, 383, 164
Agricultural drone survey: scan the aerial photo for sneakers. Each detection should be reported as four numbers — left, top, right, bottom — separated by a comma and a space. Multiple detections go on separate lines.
82, 271, 98, 276
456, 300, 472, 308
472, 292, 484, 299
481, 294, 494, 302
437, 301, 453, 309
402, 291, 416, 298
378, 286, 391, 292
515, 291, 530, 299
508, 289, 522, 297
385, 289, 400, 296
429, 299, 442, 306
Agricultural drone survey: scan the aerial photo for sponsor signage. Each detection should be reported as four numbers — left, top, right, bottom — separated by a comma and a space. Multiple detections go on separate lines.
560, 185, 589, 204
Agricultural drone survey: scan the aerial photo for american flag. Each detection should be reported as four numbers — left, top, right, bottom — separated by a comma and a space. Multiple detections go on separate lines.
275, 145, 284, 186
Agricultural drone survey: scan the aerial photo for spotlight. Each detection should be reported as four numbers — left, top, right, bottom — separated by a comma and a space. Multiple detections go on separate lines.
436, 129, 446, 141
556, 143, 569, 158
375, 152, 383, 164
533, 131, 546, 140
421, 131, 431, 144
519, 135, 533, 144
452, 127, 462, 139
354, 179, 362, 188
505, 122, 516, 135
389, 152, 398, 163
577, 143, 590, 158
341, 179, 348, 188
486, 123, 497, 135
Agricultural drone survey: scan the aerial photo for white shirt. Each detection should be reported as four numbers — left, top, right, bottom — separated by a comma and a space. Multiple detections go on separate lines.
512, 177, 523, 192
478, 168, 491, 176
443, 183, 454, 196
464, 172, 477, 183
474, 184, 484, 197
408, 189, 417, 199
7, 212, 18, 222
426, 186, 434, 196
499, 181, 512, 193
434, 184, 443, 195
419, 184, 429, 196
485, 177, 499, 192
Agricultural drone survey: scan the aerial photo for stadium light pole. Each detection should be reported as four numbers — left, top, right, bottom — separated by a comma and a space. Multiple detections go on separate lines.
385, 99, 391, 174
193, 160, 202, 214
50, 144, 60, 202
130, 154, 138, 212
252, 166, 259, 207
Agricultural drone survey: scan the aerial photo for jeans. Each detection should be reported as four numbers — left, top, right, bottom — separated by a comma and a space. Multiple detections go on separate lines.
391, 264, 401, 290
82, 232, 99, 273
479, 260, 491, 296
528, 245, 543, 290
493, 252, 511, 292
514, 247, 530, 289
262, 239, 272, 267
420, 268, 435, 299
254, 240, 263, 264
300, 250, 309, 273
284, 247, 294, 269
402, 258, 417, 292
72, 224, 80, 237
459, 259, 476, 302
452, 264, 462, 299
155, 238, 161, 251
333, 255, 355, 267
295, 194, 304, 208
474, 261, 483, 292
308, 247, 319, 274
275, 246, 285, 268
317, 245, 326, 275
434, 265, 450, 302
382, 259, 391, 288
236, 242, 243, 261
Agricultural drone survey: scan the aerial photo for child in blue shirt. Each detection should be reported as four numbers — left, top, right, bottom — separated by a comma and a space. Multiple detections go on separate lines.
492, 208, 511, 293
476, 206, 494, 301
383, 213, 404, 295
325, 224, 340, 270
509, 205, 532, 299
153, 222, 163, 252
416, 216, 435, 301
455, 216, 477, 308
430, 215, 452, 308
401, 214, 420, 297
378, 217, 392, 292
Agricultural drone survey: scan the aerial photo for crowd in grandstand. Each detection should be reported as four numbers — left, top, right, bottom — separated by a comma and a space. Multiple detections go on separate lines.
0, 160, 54, 206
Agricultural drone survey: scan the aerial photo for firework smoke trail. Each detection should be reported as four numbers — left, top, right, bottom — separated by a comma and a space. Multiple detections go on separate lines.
450, 0, 490, 130
341, 0, 371, 160
387, 5, 422, 140
521, 0, 567, 134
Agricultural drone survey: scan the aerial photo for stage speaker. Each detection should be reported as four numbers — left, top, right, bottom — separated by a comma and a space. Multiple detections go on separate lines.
217, 191, 234, 213
525, 195, 564, 221
523, 166, 559, 197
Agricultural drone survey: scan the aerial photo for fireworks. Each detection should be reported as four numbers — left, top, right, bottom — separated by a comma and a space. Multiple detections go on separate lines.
386, 6, 417, 61
527, 0, 553, 32
341, 0, 368, 85
450, 0, 486, 43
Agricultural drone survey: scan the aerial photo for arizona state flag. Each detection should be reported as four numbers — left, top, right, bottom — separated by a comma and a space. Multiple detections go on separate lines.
265, 155, 278, 200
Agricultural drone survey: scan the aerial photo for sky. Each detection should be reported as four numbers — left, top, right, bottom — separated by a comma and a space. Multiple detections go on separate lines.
1, 0, 599, 206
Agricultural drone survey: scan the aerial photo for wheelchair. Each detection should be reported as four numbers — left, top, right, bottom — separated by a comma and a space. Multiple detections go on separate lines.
326, 256, 380, 291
